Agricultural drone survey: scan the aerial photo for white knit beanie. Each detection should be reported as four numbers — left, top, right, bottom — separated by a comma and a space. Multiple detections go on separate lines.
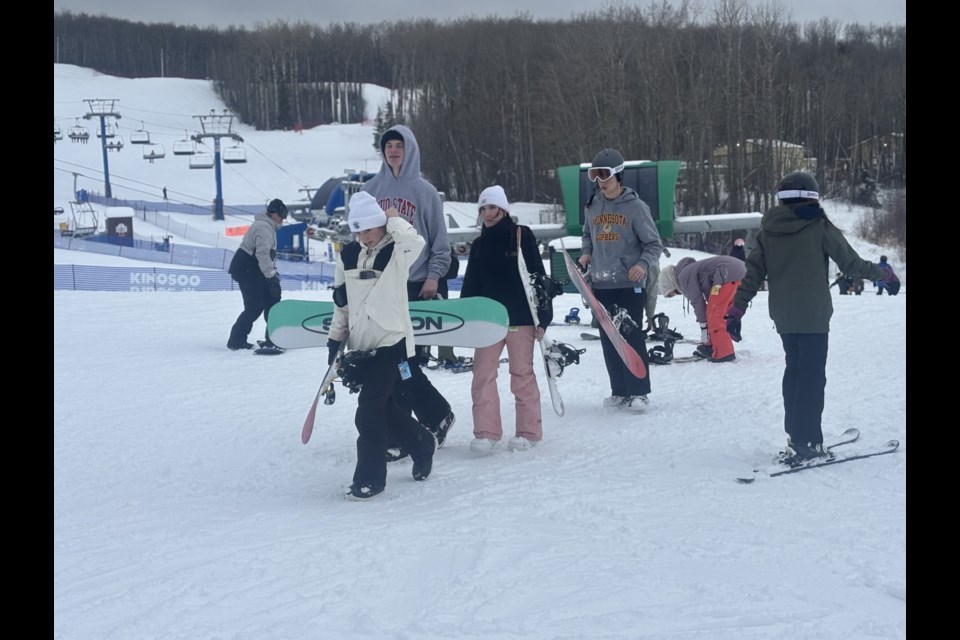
477, 185, 510, 214
347, 192, 387, 232
659, 264, 680, 296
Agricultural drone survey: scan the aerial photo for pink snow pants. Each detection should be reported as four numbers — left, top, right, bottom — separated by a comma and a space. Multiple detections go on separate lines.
471, 325, 542, 442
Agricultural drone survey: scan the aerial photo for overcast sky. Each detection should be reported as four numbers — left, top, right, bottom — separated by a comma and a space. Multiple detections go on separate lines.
54, 0, 905, 29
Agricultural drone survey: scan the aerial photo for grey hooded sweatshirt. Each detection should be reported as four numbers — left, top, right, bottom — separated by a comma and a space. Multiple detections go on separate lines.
581, 186, 663, 289
674, 256, 746, 324
361, 125, 450, 283
238, 212, 280, 278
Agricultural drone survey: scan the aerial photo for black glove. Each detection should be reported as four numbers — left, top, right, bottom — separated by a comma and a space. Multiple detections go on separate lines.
724, 306, 745, 343
267, 275, 281, 299
327, 339, 342, 366
726, 319, 741, 342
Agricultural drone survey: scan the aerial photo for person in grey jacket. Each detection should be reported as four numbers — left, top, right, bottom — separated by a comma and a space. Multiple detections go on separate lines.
660, 256, 746, 362
227, 199, 287, 350
726, 171, 887, 463
361, 125, 455, 454
577, 148, 663, 411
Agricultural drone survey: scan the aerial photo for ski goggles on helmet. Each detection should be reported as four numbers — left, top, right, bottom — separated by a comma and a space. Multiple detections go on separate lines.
587, 164, 624, 182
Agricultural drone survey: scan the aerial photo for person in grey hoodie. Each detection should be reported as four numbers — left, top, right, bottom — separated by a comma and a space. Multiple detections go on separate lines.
361, 125, 455, 454
227, 198, 287, 350
726, 171, 887, 463
577, 148, 663, 411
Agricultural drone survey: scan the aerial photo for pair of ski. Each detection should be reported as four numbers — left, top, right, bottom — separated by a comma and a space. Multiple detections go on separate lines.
736, 428, 900, 483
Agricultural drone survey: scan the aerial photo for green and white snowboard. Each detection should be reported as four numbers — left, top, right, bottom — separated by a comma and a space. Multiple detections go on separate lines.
267, 297, 510, 350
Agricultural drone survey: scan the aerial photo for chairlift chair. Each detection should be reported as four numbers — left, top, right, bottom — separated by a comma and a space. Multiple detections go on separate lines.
142, 144, 165, 163
105, 136, 124, 151
54, 123, 63, 142
130, 123, 151, 144
222, 145, 247, 164
68, 120, 89, 143
97, 124, 117, 139
172, 135, 196, 156
190, 151, 214, 169
67, 201, 99, 237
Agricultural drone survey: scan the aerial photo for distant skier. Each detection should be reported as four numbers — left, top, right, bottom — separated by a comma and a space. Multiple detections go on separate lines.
730, 237, 746, 261
875, 255, 901, 295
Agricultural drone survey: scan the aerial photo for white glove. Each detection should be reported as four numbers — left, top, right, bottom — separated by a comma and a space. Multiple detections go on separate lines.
700, 323, 710, 345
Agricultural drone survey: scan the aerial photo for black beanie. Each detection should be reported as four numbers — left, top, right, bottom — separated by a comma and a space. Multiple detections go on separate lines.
267, 198, 288, 219
379, 130, 404, 154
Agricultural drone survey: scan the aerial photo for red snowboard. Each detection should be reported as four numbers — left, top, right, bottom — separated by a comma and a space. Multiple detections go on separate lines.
560, 241, 647, 378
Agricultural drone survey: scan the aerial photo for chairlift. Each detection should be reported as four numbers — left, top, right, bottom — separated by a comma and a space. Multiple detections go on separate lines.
130, 122, 150, 145
68, 120, 89, 143
172, 133, 196, 156
222, 145, 247, 164
96, 124, 117, 139
54, 122, 63, 142
106, 136, 124, 151
64, 201, 99, 238
190, 151, 214, 169
142, 143, 165, 163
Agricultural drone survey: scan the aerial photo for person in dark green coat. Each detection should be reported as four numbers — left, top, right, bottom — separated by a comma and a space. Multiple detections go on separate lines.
724, 172, 887, 464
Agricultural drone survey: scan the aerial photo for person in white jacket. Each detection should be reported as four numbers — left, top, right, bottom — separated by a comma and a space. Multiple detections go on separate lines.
326, 192, 437, 501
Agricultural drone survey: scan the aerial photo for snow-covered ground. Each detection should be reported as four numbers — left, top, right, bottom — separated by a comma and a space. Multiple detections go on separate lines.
54, 64, 906, 639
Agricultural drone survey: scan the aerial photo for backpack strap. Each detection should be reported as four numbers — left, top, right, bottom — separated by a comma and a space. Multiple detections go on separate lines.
340, 241, 395, 271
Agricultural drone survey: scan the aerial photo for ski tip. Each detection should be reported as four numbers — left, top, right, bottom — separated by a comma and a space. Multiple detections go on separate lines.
735, 476, 757, 484
840, 427, 860, 438
884, 439, 901, 450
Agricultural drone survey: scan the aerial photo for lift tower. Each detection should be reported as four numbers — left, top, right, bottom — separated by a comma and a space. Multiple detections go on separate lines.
192, 110, 244, 221
83, 99, 122, 198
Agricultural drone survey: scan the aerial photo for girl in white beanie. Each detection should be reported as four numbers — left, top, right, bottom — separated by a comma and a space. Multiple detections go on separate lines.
326, 191, 438, 500
460, 186, 553, 453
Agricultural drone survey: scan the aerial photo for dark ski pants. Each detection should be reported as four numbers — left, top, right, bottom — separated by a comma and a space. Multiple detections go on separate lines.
594, 287, 651, 397
352, 340, 436, 489
228, 276, 280, 346
780, 332, 829, 447
878, 280, 901, 296
396, 280, 454, 430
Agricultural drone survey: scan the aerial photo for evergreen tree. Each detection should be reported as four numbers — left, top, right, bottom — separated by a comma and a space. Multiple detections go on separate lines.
372, 101, 398, 152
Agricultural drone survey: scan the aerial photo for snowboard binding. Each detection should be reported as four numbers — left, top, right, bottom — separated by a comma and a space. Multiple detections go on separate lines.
338, 349, 376, 393
545, 341, 586, 378
427, 355, 474, 373
608, 304, 639, 337
530, 273, 567, 312
564, 307, 581, 325
648, 340, 675, 365
649, 313, 684, 342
